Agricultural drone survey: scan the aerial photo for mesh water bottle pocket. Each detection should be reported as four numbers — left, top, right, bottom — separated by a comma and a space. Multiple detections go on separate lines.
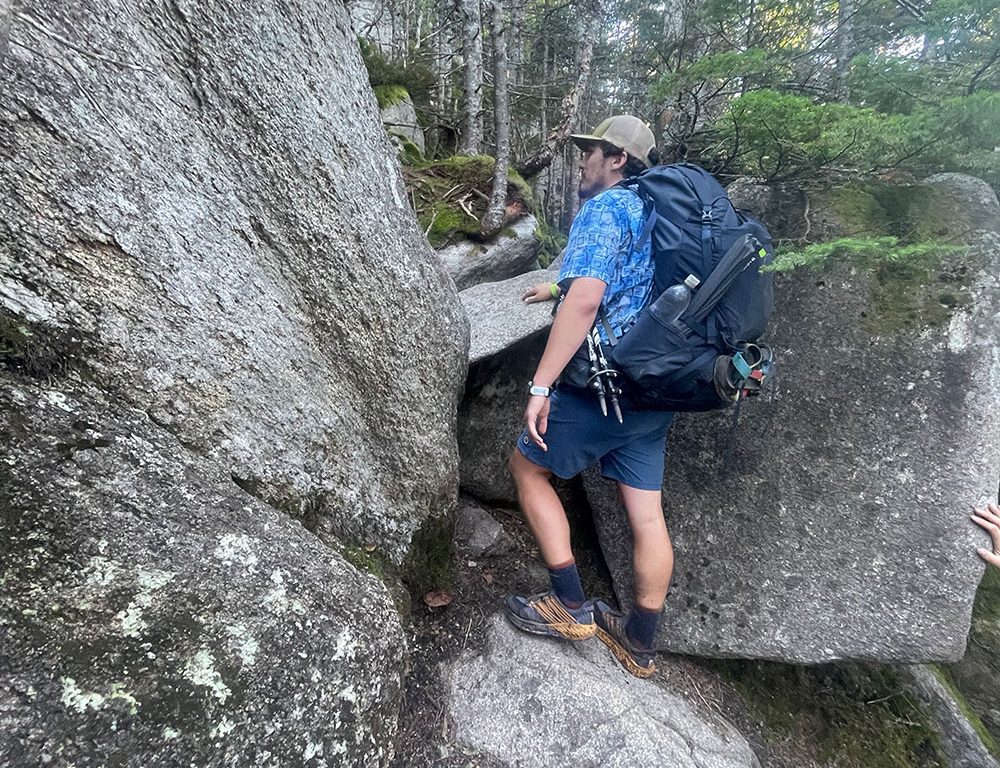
611, 312, 692, 387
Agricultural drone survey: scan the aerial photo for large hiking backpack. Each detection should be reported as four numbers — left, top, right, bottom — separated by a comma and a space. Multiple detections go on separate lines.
572, 163, 776, 413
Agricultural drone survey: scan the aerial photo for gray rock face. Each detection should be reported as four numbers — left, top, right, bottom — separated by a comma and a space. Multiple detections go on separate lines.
453, 504, 512, 556
1, 0, 467, 565
458, 332, 548, 504
457, 270, 557, 503
901, 666, 1000, 768
381, 92, 426, 153
438, 216, 543, 290
0, 377, 404, 767
447, 616, 760, 768
589, 176, 1000, 662
461, 269, 555, 364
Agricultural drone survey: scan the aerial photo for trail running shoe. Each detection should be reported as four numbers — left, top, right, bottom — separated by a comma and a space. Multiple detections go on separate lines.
593, 600, 656, 678
504, 591, 596, 641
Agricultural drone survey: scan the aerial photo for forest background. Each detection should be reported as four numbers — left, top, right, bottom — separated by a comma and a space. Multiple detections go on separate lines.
357, 0, 998, 249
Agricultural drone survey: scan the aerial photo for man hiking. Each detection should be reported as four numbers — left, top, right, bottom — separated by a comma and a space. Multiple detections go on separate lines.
504, 115, 673, 678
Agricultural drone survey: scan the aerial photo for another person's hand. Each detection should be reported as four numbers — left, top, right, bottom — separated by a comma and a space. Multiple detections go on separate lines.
524, 395, 550, 451
522, 282, 558, 304
972, 502, 1000, 568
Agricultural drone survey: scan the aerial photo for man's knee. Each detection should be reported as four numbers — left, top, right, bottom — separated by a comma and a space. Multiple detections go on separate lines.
509, 448, 549, 486
618, 484, 667, 531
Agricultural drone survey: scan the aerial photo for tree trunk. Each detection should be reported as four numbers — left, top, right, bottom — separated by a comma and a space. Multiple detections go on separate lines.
480, 0, 510, 238
457, 0, 483, 154
835, 0, 854, 101
514, 2, 596, 180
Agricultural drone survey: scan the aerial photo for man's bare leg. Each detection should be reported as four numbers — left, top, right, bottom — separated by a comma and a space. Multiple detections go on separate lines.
505, 449, 591, 635
508, 448, 574, 567
619, 484, 673, 609
618, 483, 673, 643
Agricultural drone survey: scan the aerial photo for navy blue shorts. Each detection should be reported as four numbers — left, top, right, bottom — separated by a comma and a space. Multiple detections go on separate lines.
516, 389, 674, 491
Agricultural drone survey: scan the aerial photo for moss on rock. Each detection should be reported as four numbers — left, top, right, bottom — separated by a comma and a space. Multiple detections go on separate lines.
706, 659, 946, 767
401, 514, 454, 600
771, 180, 978, 334
0, 308, 91, 380
373, 84, 411, 110
403, 155, 537, 248
943, 564, 1000, 755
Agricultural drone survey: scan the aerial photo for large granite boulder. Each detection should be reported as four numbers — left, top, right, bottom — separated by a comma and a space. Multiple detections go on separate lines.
1, 0, 467, 565
0, 376, 404, 766
588, 174, 1000, 663
458, 270, 555, 503
379, 88, 426, 154
447, 616, 760, 768
438, 216, 543, 290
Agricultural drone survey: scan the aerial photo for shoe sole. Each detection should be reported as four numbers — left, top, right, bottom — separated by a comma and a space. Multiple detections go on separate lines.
505, 609, 596, 641
596, 626, 656, 678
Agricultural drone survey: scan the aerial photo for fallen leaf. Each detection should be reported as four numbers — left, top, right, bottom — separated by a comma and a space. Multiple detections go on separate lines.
423, 589, 453, 608
481, 571, 494, 585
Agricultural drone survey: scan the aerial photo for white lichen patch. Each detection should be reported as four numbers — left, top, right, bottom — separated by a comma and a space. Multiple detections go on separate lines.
263, 569, 306, 615
211, 717, 236, 738
83, 556, 120, 588
162, 727, 181, 740
224, 623, 259, 666
329, 740, 348, 757
136, 568, 175, 591
108, 683, 139, 715
60, 679, 138, 715
212, 534, 259, 569
61, 677, 106, 713
8, 386, 27, 406
184, 649, 232, 704
303, 741, 324, 761
40, 390, 74, 412
947, 310, 972, 352
330, 628, 357, 662
115, 567, 176, 638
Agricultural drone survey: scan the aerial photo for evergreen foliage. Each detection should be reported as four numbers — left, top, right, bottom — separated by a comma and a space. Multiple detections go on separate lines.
358, 39, 436, 115
767, 236, 965, 273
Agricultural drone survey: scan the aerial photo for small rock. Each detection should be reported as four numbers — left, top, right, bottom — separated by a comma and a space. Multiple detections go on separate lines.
453, 505, 511, 557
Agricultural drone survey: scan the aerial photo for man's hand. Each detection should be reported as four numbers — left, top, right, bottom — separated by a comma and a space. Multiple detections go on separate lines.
972, 502, 1000, 568
524, 394, 551, 451
522, 282, 556, 304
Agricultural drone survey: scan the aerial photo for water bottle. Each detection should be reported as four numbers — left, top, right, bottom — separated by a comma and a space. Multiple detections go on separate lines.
648, 274, 701, 324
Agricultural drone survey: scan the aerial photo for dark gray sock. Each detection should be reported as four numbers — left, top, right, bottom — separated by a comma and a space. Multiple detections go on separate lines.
625, 606, 662, 649
547, 562, 586, 608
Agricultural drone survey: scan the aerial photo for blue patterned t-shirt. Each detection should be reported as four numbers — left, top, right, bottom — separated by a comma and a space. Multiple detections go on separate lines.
556, 187, 653, 343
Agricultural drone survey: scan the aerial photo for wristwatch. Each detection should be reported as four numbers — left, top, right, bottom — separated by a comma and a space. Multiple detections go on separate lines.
527, 381, 552, 397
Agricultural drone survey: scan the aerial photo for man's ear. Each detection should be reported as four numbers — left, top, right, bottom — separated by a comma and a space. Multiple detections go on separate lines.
608, 151, 628, 171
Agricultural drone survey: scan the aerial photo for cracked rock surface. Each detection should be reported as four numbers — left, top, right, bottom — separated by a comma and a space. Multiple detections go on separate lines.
1, 0, 467, 565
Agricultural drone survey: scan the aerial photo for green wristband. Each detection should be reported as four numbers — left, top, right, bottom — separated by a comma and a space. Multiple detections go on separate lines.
549, 282, 560, 298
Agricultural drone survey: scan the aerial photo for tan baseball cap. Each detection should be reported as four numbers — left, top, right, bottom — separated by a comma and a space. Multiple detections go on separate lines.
571, 115, 656, 168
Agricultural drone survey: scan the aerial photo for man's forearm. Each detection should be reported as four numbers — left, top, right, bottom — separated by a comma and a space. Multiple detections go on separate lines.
531, 280, 605, 387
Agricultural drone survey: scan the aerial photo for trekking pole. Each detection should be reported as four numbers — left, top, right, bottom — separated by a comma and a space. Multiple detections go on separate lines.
592, 332, 623, 424
585, 330, 609, 418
